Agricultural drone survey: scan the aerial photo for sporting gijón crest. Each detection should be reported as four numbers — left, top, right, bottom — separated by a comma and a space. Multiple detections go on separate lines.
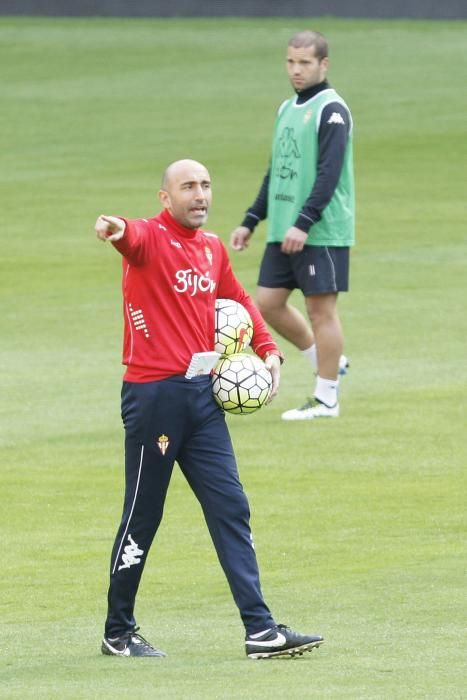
157, 434, 169, 455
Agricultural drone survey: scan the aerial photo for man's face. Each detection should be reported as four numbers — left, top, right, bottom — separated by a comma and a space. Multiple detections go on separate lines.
159, 162, 212, 229
286, 45, 328, 92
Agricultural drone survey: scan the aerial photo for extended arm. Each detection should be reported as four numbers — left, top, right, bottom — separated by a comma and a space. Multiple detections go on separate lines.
95, 215, 149, 265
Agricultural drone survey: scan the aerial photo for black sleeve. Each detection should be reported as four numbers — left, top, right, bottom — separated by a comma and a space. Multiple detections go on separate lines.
240, 167, 270, 231
294, 101, 351, 233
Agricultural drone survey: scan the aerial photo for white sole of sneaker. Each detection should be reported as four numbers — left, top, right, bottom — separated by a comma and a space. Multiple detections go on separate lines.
247, 639, 324, 659
281, 411, 339, 421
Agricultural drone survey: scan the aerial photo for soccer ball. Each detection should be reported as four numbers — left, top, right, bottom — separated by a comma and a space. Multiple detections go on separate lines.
212, 353, 272, 415
214, 298, 253, 356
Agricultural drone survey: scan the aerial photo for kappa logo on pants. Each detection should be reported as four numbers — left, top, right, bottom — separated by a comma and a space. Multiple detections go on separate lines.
118, 534, 144, 571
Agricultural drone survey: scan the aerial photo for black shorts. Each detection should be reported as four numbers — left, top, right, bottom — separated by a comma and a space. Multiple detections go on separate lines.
258, 243, 350, 295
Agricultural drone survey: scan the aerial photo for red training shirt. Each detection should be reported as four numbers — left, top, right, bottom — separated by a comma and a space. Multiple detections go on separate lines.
111, 209, 281, 382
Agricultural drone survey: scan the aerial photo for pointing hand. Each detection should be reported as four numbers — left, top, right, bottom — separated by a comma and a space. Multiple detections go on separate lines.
95, 215, 126, 242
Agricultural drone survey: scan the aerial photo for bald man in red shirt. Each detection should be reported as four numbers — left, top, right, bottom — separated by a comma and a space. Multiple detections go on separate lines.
95, 159, 323, 659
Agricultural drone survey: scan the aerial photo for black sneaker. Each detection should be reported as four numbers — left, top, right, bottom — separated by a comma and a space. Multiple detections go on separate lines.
245, 624, 324, 659
101, 627, 166, 657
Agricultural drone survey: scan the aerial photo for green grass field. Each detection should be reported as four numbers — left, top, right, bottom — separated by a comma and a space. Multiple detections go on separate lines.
1, 15, 466, 699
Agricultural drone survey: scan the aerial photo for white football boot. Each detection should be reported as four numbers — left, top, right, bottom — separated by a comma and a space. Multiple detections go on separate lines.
281, 397, 339, 421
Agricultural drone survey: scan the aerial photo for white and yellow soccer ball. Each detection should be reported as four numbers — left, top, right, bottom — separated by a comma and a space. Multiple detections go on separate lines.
211, 353, 272, 415
214, 298, 253, 356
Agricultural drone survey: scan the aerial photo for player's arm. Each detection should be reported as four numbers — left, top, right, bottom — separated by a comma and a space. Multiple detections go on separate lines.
217, 244, 283, 401
240, 295, 283, 403
242, 300, 283, 404
281, 102, 350, 254
230, 168, 270, 251
95, 215, 149, 265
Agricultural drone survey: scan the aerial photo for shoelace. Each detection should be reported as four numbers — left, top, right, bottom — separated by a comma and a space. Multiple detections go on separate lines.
277, 624, 296, 635
276, 624, 300, 641
299, 398, 315, 411
127, 627, 154, 650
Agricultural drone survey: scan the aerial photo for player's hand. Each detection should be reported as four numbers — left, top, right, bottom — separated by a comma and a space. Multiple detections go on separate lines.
281, 226, 308, 255
264, 353, 281, 403
95, 215, 126, 242
230, 226, 253, 251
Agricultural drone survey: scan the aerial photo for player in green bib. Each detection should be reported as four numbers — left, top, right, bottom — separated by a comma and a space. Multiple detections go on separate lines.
231, 30, 355, 420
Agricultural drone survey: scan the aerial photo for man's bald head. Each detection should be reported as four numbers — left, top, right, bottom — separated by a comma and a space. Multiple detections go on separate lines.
161, 159, 210, 190
159, 159, 212, 229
